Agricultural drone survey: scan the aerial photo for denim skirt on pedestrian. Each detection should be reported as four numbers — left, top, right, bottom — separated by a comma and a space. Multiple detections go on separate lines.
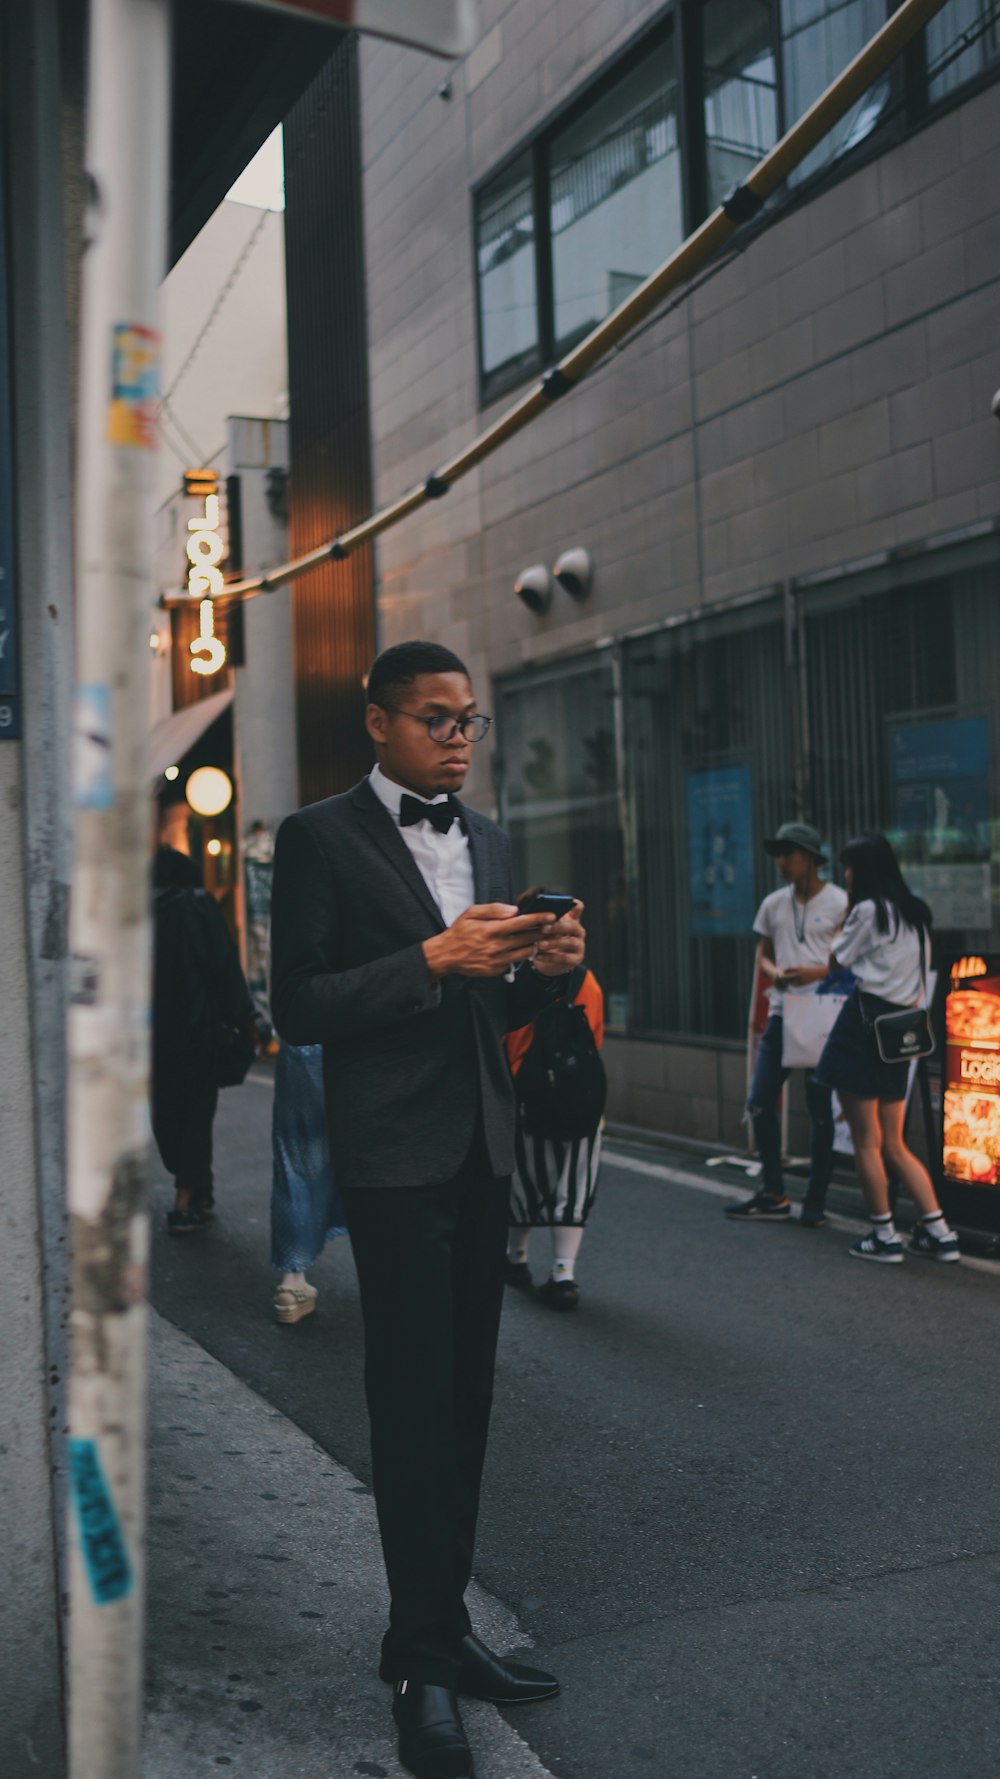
814, 988, 910, 1104
270, 1042, 347, 1271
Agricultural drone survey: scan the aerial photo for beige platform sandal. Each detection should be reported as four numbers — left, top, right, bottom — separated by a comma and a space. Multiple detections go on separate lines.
273, 1282, 318, 1325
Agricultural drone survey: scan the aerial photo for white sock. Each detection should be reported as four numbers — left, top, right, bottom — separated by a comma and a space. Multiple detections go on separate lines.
507, 1229, 530, 1265
872, 1214, 897, 1243
550, 1226, 584, 1282
921, 1213, 952, 1240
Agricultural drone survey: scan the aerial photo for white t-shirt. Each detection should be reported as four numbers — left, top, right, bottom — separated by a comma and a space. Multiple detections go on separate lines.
832, 899, 929, 1006
369, 764, 475, 928
754, 882, 849, 1013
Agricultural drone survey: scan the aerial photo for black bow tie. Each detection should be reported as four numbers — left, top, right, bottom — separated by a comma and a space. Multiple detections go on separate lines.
399, 793, 457, 836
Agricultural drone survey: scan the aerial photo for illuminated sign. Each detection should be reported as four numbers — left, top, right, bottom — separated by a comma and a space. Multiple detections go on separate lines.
943, 961, 1000, 1188
185, 476, 227, 676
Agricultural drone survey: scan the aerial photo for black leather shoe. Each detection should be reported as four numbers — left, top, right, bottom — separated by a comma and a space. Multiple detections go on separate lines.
392, 1682, 475, 1779
457, 1631, 559, 1705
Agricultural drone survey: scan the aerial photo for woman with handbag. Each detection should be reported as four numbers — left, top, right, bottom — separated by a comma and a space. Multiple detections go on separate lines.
503, 964, 606, 1311
815, 833, 959, 1264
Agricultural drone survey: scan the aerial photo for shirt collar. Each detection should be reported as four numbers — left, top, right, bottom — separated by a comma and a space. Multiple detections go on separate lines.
369, 763, 450, 824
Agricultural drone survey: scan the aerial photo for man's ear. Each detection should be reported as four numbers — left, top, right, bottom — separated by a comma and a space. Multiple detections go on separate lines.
365, 702, 387, 747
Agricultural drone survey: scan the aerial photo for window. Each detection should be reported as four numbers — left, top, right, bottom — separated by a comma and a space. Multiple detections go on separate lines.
496, 659, 629, 1026
622, 603, 791, 1041
804, 572, 1000, 946
926, 0, 1000, 101
549, 46, 682, 350
474, 19, 679, 402
475, 152, 539, 394
702, 0, 779, 211
474, 3, 1000, 399
781, 0, 891, 185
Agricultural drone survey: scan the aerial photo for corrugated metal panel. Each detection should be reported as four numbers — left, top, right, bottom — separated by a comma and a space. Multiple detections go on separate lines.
284, 35, 375, 806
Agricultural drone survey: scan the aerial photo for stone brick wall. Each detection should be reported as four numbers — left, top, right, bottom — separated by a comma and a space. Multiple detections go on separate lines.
359, 4, 1000, 1143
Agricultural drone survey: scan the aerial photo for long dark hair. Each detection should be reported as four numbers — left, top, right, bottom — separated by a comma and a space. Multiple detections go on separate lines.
839, 833, 931, 938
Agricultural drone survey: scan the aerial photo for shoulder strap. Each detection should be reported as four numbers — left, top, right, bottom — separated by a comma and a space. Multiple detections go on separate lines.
562, 962, 588, 1003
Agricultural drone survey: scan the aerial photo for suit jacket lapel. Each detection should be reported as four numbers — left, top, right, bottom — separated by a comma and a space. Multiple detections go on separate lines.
459, 804, 493, 904
350, 780, 445, 932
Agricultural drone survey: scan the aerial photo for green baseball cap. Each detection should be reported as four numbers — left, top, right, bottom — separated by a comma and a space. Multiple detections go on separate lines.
763, 821, 827, 860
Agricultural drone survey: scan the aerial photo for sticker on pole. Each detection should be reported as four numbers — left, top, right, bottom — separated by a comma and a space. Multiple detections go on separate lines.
107, 323, 159, 450
74, 684, 115, 808
68, 1438, 134, 1605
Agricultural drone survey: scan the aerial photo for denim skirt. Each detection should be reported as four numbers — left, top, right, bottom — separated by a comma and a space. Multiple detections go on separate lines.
270, 1042, 347, 1271
814, 988, 910, 1104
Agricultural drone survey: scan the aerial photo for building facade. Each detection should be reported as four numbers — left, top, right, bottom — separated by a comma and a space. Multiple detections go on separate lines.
358, 0, 1000, 1146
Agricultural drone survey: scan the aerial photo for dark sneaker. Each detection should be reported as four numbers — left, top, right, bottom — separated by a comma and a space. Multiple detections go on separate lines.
504, 1259, 533, 1289
849, 1230, 903, 1264
724, 1191, 791, 1219
908, 1225, 960, 1263
166, 1206, 210, 1234
800, 1205, 827, 1228
538, 1277, 580, 1312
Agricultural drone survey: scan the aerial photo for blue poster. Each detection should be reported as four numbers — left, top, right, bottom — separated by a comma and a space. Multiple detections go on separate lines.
687, 765, 755, 936
890, 718, 989, 864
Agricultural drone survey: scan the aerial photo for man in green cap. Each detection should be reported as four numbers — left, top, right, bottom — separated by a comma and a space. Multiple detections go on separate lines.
725, 822, 847, 1225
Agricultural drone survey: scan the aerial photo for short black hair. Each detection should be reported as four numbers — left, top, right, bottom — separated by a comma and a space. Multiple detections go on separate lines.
366, 640, 470, 710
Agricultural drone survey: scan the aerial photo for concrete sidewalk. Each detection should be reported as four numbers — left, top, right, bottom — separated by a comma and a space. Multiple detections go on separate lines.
144, 1310, 556, 1779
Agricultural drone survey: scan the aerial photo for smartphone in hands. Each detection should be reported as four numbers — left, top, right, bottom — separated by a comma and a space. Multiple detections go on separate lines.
517, 887, 576, 920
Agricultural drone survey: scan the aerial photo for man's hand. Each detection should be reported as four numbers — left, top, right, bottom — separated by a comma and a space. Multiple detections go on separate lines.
530, 900, 586, 978
423, 904, 559, 983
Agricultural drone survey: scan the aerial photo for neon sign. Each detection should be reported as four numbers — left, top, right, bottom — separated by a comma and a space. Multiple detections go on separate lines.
186, 487, 227, 676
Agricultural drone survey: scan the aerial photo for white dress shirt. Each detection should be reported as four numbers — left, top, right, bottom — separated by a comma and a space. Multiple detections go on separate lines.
369, 763, 475, 928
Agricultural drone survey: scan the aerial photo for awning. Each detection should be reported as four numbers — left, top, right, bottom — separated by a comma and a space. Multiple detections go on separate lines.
149, 687, 234, 784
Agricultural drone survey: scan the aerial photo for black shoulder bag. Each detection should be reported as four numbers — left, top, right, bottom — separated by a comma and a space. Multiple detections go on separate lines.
866, 926, 934, 1065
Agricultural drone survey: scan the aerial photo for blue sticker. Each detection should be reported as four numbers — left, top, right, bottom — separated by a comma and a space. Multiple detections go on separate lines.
68, 1438, 133, 1605
74, 685, 115, 809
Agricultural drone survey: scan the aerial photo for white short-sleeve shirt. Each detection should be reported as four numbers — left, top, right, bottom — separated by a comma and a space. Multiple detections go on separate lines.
754, 881, 848, 1013
832, 899, 929, 1006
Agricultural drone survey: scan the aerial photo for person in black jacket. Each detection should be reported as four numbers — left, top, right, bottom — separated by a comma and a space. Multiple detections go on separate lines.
270, 641, 585, 1779
151, 844, 255, 1233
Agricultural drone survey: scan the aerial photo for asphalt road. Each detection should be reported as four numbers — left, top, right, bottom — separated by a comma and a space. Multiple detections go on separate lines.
150, 1066, 1000, 1779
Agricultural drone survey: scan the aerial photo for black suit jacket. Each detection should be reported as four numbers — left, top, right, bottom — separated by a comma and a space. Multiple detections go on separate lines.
269, 778, 565, 1188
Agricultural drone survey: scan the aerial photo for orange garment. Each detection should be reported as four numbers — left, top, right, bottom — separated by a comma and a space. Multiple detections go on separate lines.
504, 970, 604, 1077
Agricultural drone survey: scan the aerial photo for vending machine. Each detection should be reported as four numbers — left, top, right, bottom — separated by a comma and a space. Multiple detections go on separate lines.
938, 956, 1000, 1238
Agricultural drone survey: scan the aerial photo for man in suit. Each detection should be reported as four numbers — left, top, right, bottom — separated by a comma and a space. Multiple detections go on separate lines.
270, 640, 585, 1779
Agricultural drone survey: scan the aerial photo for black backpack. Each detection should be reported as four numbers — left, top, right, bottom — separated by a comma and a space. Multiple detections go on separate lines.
515, 967, 607, 1142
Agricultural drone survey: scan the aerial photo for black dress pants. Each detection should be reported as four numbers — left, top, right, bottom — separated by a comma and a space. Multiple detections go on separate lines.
151, 1065, 218, 1206
343, 1132, 509, 1688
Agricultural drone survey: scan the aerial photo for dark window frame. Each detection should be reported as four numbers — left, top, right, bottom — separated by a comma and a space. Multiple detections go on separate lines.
473, 0, 1000, 408
473, 6, 679, 406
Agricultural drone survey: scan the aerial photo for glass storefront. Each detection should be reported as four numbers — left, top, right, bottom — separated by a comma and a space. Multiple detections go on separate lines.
495, 653, 628, 1024
496, 553, 1000, 1045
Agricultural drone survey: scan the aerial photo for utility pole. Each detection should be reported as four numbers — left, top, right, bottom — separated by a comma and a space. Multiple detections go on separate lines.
66, 0, 171, 1772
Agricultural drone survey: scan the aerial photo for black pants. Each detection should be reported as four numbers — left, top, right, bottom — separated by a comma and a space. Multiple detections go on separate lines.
151, 1066, 218, 1206
343, 1133, 509, 1688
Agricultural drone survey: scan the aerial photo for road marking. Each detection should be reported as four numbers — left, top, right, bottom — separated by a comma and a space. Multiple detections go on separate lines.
605, 1146, 1000, 1276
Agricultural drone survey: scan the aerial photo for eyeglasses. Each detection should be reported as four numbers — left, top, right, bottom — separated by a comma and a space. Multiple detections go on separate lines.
385, 707, 493, 745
